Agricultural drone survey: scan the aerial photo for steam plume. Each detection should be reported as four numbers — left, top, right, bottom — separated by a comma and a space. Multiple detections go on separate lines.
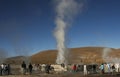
0, 48, 8, 64
103, 48, 120, 63
102, 47, 112, 63
54, 0, 83, 64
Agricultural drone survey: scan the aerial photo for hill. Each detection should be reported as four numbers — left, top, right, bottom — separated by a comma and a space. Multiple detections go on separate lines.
30, 47, 120, 64
4, 47, 120, 64
5, 56, 31, 65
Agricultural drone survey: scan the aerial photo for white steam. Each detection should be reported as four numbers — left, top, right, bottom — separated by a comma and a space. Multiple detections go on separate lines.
102, 47, 112, 63
103, 48, 120, 63
54, 0, 83, 64
0, 48, 8, 64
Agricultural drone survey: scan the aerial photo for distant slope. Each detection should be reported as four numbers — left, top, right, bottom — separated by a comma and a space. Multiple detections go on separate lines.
5, 47, 120, 64
31, 50, 57, 64
31, 47, 120, 64
5, 56, 30, 65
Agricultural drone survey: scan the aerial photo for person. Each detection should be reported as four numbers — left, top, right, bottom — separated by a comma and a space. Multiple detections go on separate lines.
112, 64, 115, 75
104, 63, 107, 73
45, 64, 51, 74
115, 63, 119, 72
28, 63, 33, 75
84, 65, 88, 75
106, 63, 111, 73
7, 64, 11, 75
0, 63, 4, 75
61, 63, 65, 68
72, 64, 77, 72
21, 61, 26, 75
4, 64, 8, 75
99, 63, 104, 74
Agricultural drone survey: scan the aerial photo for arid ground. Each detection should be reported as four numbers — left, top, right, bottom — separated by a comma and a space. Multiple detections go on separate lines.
1, 73, 120, 77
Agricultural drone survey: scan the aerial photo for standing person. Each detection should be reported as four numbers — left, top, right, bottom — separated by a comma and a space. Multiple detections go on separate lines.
112, 64, 115, 75
61, 63, 65, 68
45, 64, 51, 74
115, 63, 119, 72
107, 63, 111, 73
28, 63, 33, 75
0, 65, 1, 75
99, 63, 104, 74
84, 65, 88, 75
72, 64, 77, 72
7, 64, 11, 75
4, 64, 8, 75
0, 63, 4, 75
104, 63, 107, 73
21, 61, 26, 75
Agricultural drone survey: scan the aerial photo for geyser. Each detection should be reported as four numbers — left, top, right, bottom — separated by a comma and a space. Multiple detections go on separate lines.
54, 0, 83, 64
102, 47, 112, 62
0, 48, 8, 64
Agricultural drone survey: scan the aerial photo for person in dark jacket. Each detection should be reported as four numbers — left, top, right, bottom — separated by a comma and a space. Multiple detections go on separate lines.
6, 64, 11, 75
0, 65, 2, 75
21, 61, 26, 75
61, 63, 65, 68
28, 63, 33, 75
112, 64, 115, 75
45, 64, 51, 74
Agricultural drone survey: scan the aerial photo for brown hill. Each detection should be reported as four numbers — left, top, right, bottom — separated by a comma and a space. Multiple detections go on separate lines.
5, 47, 120, 65
30, 47, 120, 64
5, 56, 29, 64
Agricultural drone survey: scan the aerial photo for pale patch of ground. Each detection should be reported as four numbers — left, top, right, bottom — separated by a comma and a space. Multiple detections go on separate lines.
0, 73, 120, 77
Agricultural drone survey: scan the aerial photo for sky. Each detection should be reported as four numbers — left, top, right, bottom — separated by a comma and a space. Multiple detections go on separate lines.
0, 0, 120, 57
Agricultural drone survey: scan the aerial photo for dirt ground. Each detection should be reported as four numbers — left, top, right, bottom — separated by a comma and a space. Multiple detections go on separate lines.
1, 73, 120, 77
1, 64, 120, 77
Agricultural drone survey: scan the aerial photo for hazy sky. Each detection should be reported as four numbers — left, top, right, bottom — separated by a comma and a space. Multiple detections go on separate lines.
0, 0, 120, 57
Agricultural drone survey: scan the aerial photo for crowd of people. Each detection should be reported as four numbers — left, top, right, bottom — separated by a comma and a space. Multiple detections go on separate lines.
71, 63, 120, 75
99, 63, 120, 74
21, 61, 33, 75
0, 63, 10, 76
1, 61, 120, 76
21, 61, 53, 75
